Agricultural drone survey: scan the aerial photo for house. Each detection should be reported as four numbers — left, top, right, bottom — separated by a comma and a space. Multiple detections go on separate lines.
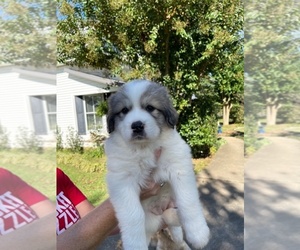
0, 65, 56, 148
0, 65, 122, 148
57, 66, 122, 147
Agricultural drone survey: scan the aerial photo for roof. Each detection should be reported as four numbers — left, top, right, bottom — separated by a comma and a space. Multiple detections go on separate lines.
62, 68, 124, 87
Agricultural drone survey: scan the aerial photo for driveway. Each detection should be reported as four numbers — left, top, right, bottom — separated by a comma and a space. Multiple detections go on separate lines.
197, 137, 244, 250
244, 137, 300, 250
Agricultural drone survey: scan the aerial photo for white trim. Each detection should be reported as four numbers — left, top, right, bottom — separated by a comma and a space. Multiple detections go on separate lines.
64, 68, 119, 86
14, 68, 56, 81
83, 94, 104, 131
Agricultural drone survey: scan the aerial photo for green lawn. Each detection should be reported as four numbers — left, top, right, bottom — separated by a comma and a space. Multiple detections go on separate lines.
0, 141, 225, 207
0, 149, 56, 201
220, 123, 244, 139
57, 147, 213, 206
263, 123, 300, 139
57, 149, 108, 206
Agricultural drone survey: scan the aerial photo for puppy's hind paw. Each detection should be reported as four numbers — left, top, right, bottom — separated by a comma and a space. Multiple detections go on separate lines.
186, 224, 210, 249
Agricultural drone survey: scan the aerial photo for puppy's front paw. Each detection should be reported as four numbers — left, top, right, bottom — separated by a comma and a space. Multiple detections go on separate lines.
186, 223, 210, 249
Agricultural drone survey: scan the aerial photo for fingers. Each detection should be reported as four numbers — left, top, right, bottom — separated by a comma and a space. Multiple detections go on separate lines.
140, 182, 161, 200
162, 208, 181, 227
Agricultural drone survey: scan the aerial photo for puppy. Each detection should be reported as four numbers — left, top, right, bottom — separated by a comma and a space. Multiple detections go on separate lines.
105, 80, 209, 250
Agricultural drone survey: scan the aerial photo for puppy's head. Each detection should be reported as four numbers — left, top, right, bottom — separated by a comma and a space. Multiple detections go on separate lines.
107, 80, 178, 143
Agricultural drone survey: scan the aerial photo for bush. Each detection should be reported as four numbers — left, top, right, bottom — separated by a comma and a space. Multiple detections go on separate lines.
96, 101, 108, 117
15, 127, 42, 153
0, 124, 10, 150
55, 126, 64, 151
65, 127, 83, 153
230, 104, 244, 124
179, 114, 218, 158
90, 129, 107, 147
244, 115, 268, 156
277, 104, 300, 124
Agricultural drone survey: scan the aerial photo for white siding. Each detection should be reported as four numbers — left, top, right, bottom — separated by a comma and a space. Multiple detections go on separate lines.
0, 67, 118, 148
57, 71, 113, 147
0, 68, 56, 147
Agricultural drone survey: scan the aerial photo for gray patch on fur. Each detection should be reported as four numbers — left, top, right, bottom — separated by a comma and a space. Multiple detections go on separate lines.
107, 89, 132, 133
140, 82, 178, 128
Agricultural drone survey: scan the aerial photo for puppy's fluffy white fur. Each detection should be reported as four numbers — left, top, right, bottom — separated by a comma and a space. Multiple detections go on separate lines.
105, 80, 209, 250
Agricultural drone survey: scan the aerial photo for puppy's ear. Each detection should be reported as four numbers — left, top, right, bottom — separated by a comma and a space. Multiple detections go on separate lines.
156, 84, 179, 128
106, 95, 116, 133
107, 113, 115, 133
163, 105, 178, 128
150, 83, 178, 128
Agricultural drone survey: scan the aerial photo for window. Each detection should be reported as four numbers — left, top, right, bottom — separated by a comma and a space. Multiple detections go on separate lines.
75, 94, 105, 135
45, 95, 57, 131
84, 95, 103, 130
30, 95, 56, 135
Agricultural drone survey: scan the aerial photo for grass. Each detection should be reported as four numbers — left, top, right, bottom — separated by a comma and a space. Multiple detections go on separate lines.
0, 149, 56, 201
244, 123, 300, 156
245, 137, 270, 157
193, 157, 212, 174
58, 163, 108, 206
1, 135, 231, 207
60, 123, 300, 205
262, 123, 300, 140
57, 148, 108, 206
57, 145, 216, 206
220, 123, 244, 139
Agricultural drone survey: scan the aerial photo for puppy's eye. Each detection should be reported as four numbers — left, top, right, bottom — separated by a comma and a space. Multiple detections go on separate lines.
121, 107, 129, 114
145, 105, 155, 112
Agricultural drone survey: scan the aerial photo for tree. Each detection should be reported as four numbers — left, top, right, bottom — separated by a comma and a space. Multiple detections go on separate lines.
213, 34, 244, 126
57, 0, 243, 157
0, 0, 56, 67
244, 0, 300, 125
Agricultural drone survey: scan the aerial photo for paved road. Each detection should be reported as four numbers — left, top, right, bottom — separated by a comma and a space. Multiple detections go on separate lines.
244, 137, 300, 250
197, 137, 244, 250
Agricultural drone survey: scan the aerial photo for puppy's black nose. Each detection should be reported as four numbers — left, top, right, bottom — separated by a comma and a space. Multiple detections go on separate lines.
131, 121, 144, 132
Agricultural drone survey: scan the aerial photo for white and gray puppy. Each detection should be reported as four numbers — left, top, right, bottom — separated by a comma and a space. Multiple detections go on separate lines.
105, 80, 210, 250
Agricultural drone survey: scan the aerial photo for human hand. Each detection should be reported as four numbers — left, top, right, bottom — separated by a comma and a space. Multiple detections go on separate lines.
140, 181, 162, 200
140, 147, 163, 200
150, 200, 175, 216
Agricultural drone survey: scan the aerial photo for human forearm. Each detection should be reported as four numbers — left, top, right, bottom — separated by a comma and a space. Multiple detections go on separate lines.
57, 199, 118, 250
0, 212, 56, 250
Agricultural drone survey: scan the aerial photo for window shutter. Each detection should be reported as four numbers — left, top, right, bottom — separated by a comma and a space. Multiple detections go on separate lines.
30, 96, 47, 135
75, 96, 86, 135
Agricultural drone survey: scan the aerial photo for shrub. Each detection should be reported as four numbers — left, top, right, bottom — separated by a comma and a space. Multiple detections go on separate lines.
179, 114, 218, 158
277, 104, 300, 124
15, 127, 42, 153
0, 123, 10, 151
55, 126, 64, 151
65, 127, 83, 153
244, 115, 269, 156
230, 104, 244, 124
90, 129, 107, 147
89, 129, 107, 158
96, 101, 108, 117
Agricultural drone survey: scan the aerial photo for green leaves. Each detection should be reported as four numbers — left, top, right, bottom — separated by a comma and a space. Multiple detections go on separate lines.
0, 0, 56, 66
245, 0, 300, 115
57, 0, 243, 157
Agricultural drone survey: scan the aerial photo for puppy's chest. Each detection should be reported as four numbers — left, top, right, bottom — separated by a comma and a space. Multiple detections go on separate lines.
136, 156, 168, 184
138, 157, 157, 176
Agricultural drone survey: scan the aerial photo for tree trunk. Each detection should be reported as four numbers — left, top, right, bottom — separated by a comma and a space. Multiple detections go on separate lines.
223, 99, 232, 125
266, 98, 281, 125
